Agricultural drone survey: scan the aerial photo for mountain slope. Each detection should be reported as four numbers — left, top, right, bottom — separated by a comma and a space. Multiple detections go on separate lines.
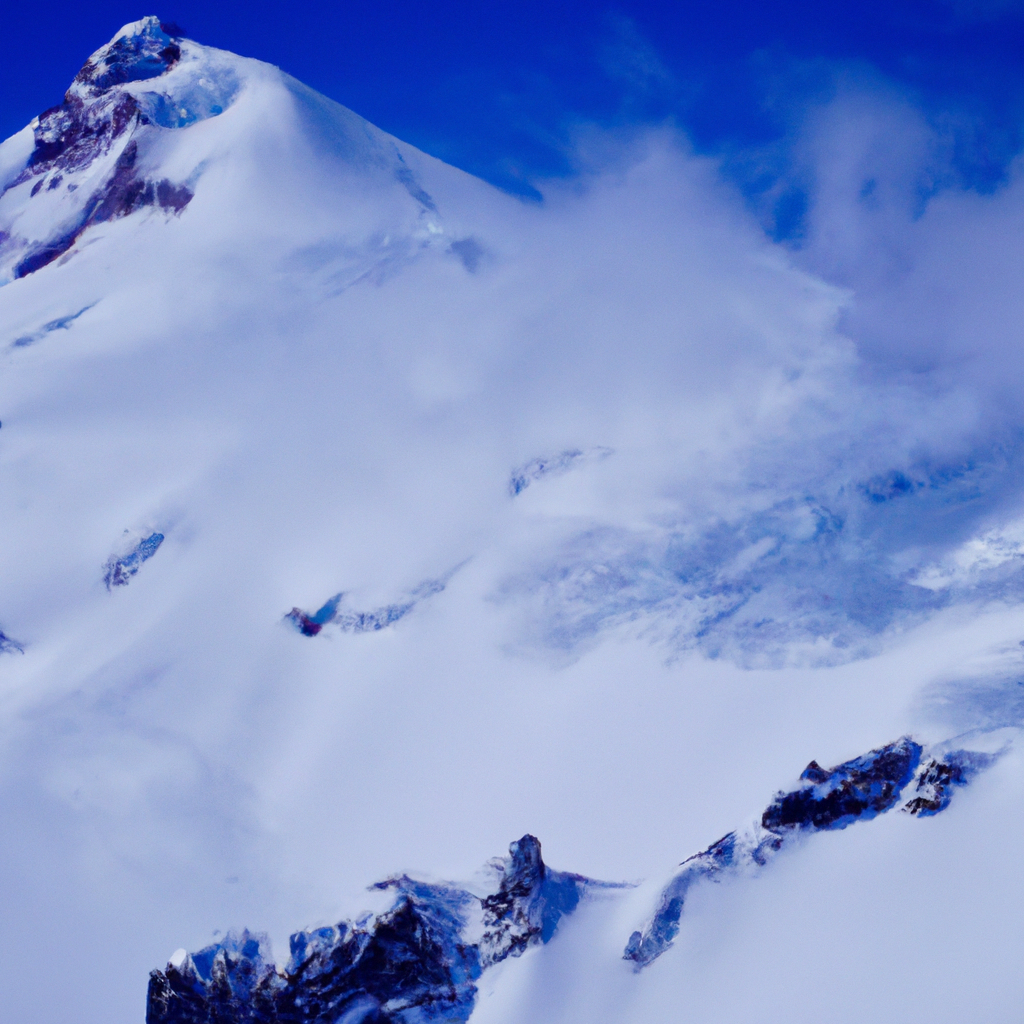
0, 18, 1020, 1024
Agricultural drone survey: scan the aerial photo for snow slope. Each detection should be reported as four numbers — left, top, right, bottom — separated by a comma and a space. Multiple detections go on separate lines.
0, 18, 1020, 1024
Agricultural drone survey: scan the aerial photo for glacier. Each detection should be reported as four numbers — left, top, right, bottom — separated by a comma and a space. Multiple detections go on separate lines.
0, 15, 1021, 1024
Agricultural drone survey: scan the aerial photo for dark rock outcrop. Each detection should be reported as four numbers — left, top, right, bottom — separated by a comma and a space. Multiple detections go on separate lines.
625, 735, 989, 969
902, 750, 994, 816
760, 736, 922, 832
72, 21, 182, 95
286, 575, 453, 638
147, 835, 611, 1024
478, 834, 591, 966
149, 885, 479, 1024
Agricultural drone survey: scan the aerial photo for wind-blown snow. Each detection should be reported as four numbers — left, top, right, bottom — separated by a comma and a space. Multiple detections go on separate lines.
0, 17, 1020, 1024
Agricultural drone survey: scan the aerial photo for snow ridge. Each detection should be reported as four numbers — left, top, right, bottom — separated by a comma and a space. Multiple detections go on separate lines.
508, 447, 613, 497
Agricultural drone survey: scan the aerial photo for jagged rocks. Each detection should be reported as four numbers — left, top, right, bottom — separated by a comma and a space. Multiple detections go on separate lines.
622, 827, 784, 969
902, 750, 993, 816
147, 835, 608, 1024
478, 834, 590, 965
71, 19, 182, 95
147, 932, 284, 1024
760, 736, 922, 832
286, 575, 454, 638
285, 592, 414, 637
15, 135, 193, 277
625, 736, 988, 969
148, 888, 479, 1024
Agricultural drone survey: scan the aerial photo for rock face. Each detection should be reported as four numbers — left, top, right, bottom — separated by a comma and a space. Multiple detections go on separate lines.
286, 575, 455, 638
478, 834, 591, 966
104, 532, 164, 589
145, 745, 994, 1015
0, 18, 216, 281
147, 835, 610, 1024
760, 735, 922, 832
901, 750, 993, 816
624, 737, 992, 969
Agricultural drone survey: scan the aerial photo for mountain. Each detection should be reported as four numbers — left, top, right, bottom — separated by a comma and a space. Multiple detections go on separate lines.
0, 18, 1020, 1024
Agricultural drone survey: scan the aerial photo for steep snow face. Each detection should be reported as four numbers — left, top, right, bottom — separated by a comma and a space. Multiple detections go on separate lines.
0, 18, 1022, 1024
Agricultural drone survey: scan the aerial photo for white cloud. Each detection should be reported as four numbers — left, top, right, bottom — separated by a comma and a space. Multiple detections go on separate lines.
0, 35, 1023, 1022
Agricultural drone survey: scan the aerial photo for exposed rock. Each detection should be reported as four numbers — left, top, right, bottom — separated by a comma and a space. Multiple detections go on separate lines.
623, 826, 783, 969
479, 834, 591, 966
71, 20, 182, 96
12, 305, 94, 349
902, 750, 994, 816
147, 835, 609, 1024
760, 736, 922, 832
625, 735, 987, 970
1, 18, 201, 279
286, 575, 453, 638
508, 447, 613, 497
104, 532, 164, 589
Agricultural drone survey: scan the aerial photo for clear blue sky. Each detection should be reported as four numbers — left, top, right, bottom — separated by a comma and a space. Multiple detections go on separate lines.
4, 2, 1024, 202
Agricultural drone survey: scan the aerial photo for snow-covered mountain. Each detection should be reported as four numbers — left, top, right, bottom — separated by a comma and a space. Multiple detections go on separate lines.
0, 18, 1020, 1024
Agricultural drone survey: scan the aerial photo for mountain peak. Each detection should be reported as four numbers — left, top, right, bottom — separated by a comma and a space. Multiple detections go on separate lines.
0, 17, 238, 280
0, 14, 452, 285
70, 17, 183, 99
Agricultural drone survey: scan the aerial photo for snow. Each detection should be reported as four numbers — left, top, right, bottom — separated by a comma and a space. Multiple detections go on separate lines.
0, 19, 1020, 1024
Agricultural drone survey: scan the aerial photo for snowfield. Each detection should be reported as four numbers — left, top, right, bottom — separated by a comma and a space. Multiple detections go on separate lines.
0, 18, 1020, 1023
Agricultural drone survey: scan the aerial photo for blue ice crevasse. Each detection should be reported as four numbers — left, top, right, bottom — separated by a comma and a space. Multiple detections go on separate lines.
623, 736, 994, 969
146, 835, 621, 1024
104, 532, 164, 589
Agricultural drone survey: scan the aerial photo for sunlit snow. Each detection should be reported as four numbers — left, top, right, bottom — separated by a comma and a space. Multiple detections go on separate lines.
0, 16, 1020, 1024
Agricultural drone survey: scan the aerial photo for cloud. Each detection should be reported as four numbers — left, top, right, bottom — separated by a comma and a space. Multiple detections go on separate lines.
4, 50, 1024, 1020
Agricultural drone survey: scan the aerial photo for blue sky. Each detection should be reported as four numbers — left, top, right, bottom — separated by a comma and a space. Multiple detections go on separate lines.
4, 1, 1024, 205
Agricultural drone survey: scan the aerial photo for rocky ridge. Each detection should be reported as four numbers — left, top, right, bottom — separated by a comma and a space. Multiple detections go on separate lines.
623, 736, 995, 968
147, 835, 611, 1024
